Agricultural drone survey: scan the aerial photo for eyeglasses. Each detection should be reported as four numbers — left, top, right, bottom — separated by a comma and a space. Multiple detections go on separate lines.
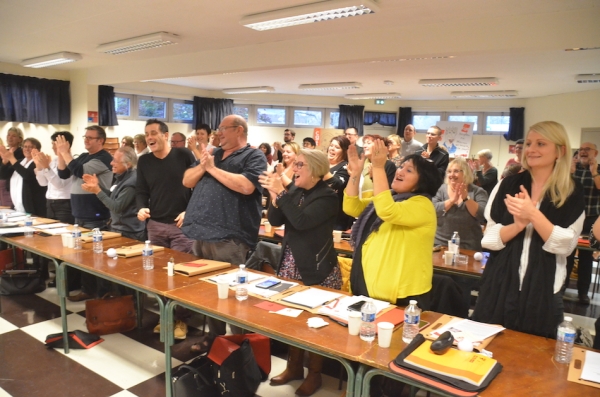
426, 133, 439, 137
83, 135, 100, 141
579, 147, 594, 152
170, 140, 185, 144
22, 145, 35, 149
217, 125, 238, 133
344, 132, 357, 136
446, 169, 464, 175
292, 161, 305, 169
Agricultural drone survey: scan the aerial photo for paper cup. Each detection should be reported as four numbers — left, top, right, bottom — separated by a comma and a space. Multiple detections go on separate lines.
217, 277, 229, 300
377, 322, 394, 348
333, 230, 342, 243
61, 233, 70, 248
264, 222, 272, 233
444, 251, 454, 265
65, 233, 74, 248
348, 311, 362, 336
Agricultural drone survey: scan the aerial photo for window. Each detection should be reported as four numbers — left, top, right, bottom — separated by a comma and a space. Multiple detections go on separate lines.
364, 111, 397, 127
448, 114, 478, 132
486, 115, 510, 133
172, 100, 193, 122
413, 114, 441, 131
293, 108, 323, 127
138, 96, 167, 119
114, 94, 132, 117
233, 106, 249, 121
328, 110, 340, 128
256, 107, 286, 125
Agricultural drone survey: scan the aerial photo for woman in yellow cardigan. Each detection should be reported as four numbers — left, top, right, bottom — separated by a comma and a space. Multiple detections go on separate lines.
343, 139, 442, 308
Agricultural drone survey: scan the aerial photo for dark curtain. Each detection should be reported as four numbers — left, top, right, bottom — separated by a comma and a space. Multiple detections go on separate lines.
193, 96, 234, 130
363, 111, 396, 127
338, 105, 365, 135
397, 107, 413, 137
504, 107, 525, 141
98, 85, 118, 126
0, 73, 70, 124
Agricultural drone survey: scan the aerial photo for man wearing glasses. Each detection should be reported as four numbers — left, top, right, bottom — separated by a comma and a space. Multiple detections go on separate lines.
273, 129, 295, 163
415, 126, 449, 177
170, 132, 187, 148
400, 124, 422, 158
182, 114, 267, 352
565, 142, 600, 304
344, 127, 363, 156
56, 125, 113, 301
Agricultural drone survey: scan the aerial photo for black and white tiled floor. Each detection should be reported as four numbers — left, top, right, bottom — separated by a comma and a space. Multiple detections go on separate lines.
0, 285, 347, 397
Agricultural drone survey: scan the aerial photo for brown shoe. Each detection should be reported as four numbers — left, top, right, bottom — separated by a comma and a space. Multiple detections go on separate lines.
270, 346, 305, 386
295, 352, 323, 396
67, 291, 92, 302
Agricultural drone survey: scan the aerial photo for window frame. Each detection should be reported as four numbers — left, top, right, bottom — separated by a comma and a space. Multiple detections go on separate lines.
171, 99, 194, 124
412, 112, 443, 132
326, 109, 340, 129
291, 107, 324, 128
484, 112, 511, 135
255, 105, 287, 126
135, 95, 169, 121
114, 93, 134, 120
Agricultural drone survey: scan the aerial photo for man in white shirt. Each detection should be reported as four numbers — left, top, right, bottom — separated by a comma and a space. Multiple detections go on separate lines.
33, 131, 74, 224
400, 124, 422, 157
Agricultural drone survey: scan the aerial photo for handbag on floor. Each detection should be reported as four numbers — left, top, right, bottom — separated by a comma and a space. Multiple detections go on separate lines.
45, 330, 104, 349
0, 248, 25, 272
85, 294, 137, 335
172, 355, 218, 397
0, 269, 46, 295
207, 335, 266, 397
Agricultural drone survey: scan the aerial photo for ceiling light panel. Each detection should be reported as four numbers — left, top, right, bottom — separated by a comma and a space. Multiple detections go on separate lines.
21, 52, 82, 68
97, 32, 179, 55
345, 93, 401, 99
299, 82, 362, 90
241, 0, 379, 31
451, 90, 518, 98
222, 86, 275, 94
576, 74, 600, 83
420, 77, 498, 87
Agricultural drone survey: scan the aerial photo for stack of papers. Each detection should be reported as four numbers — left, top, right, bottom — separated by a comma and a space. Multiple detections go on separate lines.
581, 350, 600, 384
282, 288, 343, 309
317, 295, 390, 321
429, 319, 504, 346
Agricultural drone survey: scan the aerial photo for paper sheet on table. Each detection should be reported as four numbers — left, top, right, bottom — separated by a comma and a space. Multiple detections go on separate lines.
40, 227, 71, 236
282, 288, 342, 309
34, 223, 69, 230
429, 319, 504, 344
273, 308, 303, 317
317, 295, 390, 321
4, 211, 25, 217
247, 278, 299, 298
8, 215, 28, 222
207, 271, 264, 286
0, 227, 28, 235
581, 350, 600, 384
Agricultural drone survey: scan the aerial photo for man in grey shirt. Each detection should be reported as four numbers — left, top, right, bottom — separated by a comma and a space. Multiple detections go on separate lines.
400, 124, 422, 157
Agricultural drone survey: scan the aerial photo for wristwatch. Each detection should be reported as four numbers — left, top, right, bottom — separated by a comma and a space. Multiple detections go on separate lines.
463, 196, 470, 202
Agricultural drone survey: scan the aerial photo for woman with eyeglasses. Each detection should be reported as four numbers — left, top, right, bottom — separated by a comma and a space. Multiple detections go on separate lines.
433, 158, 488, 250
0, 137, 47, 216
259, 149, 341, 396
387, 134, 403, 167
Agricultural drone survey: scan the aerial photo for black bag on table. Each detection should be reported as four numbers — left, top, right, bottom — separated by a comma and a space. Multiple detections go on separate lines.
0, 269, 46, 295
172, 355, 218, 397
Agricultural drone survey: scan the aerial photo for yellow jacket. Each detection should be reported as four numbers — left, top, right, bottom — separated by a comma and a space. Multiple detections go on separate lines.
343, 190, 436, 303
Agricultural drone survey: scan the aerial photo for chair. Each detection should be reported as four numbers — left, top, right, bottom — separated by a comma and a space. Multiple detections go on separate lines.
244, 241, 282, 272
430, 274, 469, 318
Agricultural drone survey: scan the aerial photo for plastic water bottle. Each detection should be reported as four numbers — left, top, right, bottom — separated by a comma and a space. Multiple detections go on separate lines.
359, 298, 377, 342
451, 231, 460, 254
555, 316, 576, 364
236, 264, 248, 301
142, 240, 154, 270
402, 300, 421, 343
72, 224, 82, 249
92, 228, 103, 254
24, 215, 34, 237
1, 212, 7, 224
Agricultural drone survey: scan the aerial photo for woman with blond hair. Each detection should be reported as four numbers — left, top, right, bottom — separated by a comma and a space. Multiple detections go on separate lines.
0, 127, 24, 207
472, 121, 585, 338
274, 141, 301, 188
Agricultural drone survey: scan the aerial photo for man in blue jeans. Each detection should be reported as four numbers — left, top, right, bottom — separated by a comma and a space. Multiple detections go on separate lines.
57, 125, 113, 301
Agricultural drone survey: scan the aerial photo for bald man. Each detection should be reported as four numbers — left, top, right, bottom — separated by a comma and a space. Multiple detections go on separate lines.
400, 124, 422, 157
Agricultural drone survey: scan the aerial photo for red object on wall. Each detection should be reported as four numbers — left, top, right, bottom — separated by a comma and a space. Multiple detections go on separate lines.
88, 111, 98, 123
313, 128, 321, 146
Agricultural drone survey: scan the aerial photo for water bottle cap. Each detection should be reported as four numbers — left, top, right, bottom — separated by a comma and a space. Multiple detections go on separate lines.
239, 264, 245, 269
74, 224, 79, 227
564, 316, 572, 322
145, 240, 151, 244
409, 300, 417, 305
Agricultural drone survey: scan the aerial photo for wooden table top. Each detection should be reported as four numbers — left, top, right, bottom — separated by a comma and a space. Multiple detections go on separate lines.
432, 248, 486, 278
358, 312, 599, 397
258, 225, 354, 255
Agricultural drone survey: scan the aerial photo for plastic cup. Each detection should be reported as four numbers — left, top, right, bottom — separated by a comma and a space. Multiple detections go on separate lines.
456, 254, 469, 265
348, 311, 362, 336
65, 233, 74, 248
444, 251, 454, 265
377, 322, 395, 348
217, 277, 229, 299
264, 222, 272, 233
61, 233, 70, 248
333, 230, 342, 243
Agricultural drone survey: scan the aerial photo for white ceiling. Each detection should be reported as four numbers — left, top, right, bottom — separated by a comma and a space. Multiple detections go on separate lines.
1, 0, 599, 100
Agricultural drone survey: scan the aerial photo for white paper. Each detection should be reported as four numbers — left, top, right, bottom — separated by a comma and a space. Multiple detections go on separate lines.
39, 227, 71, 236
580, 350, 600, 384
4, 211, 25, 217
247, 277, 298, 298
282, 288, 342, 309
429, 319, 504, 345
0, 227, 28, 235
9, 215, 28, 222
34, 223, 69, 230
208, 270, 264, 286
317, 295, 390, 321
272, 308, 303, 317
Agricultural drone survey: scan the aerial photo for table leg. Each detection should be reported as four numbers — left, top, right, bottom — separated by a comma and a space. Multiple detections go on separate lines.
57, 261, 70, 354
164, 300, 176, 397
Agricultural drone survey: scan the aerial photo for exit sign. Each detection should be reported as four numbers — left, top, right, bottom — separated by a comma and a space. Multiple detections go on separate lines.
374, 99, 385, 105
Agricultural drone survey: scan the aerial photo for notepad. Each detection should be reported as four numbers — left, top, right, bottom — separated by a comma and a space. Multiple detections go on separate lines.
282, 288, 342, 309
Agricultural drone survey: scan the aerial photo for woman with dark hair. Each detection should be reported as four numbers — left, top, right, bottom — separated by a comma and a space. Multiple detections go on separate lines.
344, 140, 442, 308
359, 134, 397, 198
323, 135, 353, 230
121, 136, 134, 149
0, 137, 47, 216
258, 142, 273, 165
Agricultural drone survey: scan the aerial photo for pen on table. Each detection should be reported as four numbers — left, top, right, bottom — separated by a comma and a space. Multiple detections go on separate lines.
325, 298, 339, 310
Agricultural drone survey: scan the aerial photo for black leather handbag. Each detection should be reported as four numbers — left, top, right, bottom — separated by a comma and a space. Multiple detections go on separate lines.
0, 269, 46, 295
172, 355, 218, 397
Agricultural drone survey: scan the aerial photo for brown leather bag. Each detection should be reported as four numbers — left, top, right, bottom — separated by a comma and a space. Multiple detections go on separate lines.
85, 294, 137, 335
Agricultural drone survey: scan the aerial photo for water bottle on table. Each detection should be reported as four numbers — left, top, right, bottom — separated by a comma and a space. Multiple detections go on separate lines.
236, 264, 248, 301
142, 240, 154, 270
402, 300, 421, 343
92, 228, 103, 253
451, 231, 460, 254
24, 215, 33, 237
554, 316, 576, 364
72, 224, 82, 249
359, 298, 377, 342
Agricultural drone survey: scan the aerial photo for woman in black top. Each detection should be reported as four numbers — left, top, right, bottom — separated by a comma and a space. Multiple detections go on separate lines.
323, 135, 354, 230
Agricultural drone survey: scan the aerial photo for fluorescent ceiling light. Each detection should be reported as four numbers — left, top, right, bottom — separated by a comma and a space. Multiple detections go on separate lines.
451, 90, 518, 98
576, 74, 600, 83
299, 82, 362, 90
345, 93, 401, 99
97, 32, 179, 55
241, 0, 378, 31
21, 52, 82, 68
369, 56, 455, 63
420, 78, 498, 87
222, 86, 275, 94
565, 47, 600, 51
